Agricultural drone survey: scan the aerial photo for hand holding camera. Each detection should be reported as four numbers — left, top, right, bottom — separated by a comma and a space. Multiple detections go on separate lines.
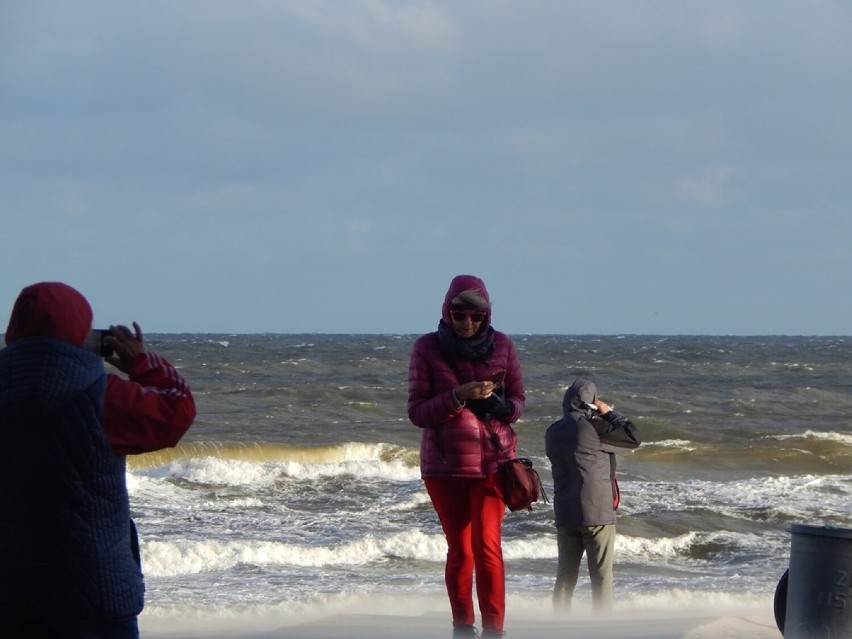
86, 323, 146, 373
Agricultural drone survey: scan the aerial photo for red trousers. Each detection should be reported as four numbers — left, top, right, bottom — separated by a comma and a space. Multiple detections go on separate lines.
425, 474, 506, 633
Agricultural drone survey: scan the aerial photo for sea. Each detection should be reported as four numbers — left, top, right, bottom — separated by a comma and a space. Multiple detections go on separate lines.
128, 334, 852, 624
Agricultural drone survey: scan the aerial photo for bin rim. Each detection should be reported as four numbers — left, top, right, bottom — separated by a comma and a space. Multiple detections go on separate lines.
789, 523, 852, 539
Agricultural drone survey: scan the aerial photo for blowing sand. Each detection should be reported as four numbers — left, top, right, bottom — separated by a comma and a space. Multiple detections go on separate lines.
140, 599, 780, 639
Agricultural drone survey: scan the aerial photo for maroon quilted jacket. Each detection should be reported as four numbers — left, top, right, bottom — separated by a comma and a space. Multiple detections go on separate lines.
407, 275, 525, 479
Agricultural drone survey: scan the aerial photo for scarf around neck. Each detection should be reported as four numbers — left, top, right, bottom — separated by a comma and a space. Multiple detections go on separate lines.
437, 320, 495, 361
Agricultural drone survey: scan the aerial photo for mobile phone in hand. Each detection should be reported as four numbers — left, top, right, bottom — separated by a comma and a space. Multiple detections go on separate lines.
84, 329, 114, 357
490, 371, 506, 387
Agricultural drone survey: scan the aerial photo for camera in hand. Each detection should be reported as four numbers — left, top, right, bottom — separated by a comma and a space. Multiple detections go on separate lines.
84, 329, 114, 357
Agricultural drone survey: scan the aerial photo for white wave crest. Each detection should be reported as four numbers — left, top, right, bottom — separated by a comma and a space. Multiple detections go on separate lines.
644, 439, 698, 450
767, 429, 852, 446
617, 532, 699, 558
141, 525, 784, 579
627, 473, 852, 524
142, 530, 449, 577
131, 443, 421, 488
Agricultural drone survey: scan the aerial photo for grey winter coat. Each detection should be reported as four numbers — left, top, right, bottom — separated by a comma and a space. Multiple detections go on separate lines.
545, 379, 641, 526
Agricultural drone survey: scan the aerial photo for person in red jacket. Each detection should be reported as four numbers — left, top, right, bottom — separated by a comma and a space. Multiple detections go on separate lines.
3, 282, 196, 455
1, 282, 196, 638
408, 275, 525, 639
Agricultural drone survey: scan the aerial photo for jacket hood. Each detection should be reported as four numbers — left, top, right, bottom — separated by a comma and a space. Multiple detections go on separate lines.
5, 282, 93, 346
441, 274, 492, 334
563, 378, 597, 416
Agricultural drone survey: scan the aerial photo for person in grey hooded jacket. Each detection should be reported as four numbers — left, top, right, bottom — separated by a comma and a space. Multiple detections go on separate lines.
545, 378, 641, 614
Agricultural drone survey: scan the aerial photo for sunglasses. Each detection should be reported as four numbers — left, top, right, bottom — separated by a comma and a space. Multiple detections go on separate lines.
450, 310, 487, 322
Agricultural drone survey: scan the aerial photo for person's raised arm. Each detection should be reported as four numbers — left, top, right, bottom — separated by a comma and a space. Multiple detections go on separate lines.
102, 323, 196, 455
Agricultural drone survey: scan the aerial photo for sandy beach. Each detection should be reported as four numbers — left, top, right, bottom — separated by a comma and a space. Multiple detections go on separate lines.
140, 599, 780, 639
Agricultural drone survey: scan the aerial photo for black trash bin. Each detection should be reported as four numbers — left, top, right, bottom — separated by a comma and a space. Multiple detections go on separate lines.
782, 524, 852, 638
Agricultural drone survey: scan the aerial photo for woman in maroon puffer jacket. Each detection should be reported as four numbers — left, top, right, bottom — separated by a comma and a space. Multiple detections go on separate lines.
408, 274, 525, 639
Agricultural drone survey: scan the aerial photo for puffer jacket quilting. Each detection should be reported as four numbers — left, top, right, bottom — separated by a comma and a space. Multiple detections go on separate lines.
408, 329, 523, 478
408, 275, 525, 479
0, 338, 145, 621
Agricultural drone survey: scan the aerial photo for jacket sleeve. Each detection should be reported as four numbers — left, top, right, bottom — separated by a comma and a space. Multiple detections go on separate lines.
407, 339, 460, 428
592, 410, 641, 450
102, 351, 197, 455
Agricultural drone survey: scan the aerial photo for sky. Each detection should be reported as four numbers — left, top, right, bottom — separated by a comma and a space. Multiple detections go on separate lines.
2, 1, 851, 335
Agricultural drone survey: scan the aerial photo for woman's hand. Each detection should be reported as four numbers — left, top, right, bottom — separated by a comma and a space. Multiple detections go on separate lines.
455, 380, 496, 402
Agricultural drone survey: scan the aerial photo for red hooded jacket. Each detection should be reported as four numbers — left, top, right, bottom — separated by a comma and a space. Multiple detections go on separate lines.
4, 282, 195, 454
407, 275, 524, 478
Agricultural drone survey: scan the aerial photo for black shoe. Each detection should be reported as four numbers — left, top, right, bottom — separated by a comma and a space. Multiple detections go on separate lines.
453, 625, 479, 638
481, 631, 505, 638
